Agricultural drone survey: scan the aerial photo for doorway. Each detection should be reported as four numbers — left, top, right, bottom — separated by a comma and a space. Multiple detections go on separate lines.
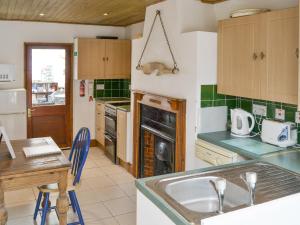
25, 43, 72, 148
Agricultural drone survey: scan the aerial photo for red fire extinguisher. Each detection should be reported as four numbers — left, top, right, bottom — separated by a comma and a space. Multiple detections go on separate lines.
80, 80, 85, 97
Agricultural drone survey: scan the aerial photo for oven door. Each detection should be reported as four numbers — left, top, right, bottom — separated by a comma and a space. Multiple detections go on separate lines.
105, 133, 116, 164
140, 125, 175, 178
105, 115, 116, 137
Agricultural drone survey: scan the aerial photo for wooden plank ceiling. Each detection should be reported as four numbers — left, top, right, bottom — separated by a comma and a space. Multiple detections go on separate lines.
0, 0, 164, 26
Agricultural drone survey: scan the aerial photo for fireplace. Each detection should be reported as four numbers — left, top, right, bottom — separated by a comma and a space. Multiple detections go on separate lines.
133, 91, 186, 178
140, 105, 176, 177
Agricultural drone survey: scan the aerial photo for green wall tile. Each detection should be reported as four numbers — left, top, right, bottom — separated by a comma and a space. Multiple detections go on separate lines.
213, 85, 226, 100
226, 95, 236, 100
283, 106, 297, 122
226, 99, 237, 110
213, 100, 226, 107
201, 85, 214, 101
200, 84, 300, 142
111, 81, 120, 89
104, 80, 112, 89
94, 79, 131, 98
201, 101, 213, 108
267, 103, 276, 119
240, 99, 252, 113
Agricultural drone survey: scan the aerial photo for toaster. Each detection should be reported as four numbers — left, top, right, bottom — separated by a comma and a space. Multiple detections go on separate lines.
261, 120, 297, 147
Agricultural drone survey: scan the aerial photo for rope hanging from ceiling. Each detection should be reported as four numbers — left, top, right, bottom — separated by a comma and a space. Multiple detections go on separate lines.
136, 10, 179, 75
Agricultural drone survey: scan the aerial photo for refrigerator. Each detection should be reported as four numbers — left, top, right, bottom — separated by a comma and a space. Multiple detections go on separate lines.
0, 89, 26, 140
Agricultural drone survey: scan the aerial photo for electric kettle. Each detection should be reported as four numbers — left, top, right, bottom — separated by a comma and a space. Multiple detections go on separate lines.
231, 108, 255, 137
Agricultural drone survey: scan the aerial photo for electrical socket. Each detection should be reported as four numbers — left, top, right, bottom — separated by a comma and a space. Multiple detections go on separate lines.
295, 111, 300, 123
275, 108, 285, 120
252, 104, 267, 116
96, 84, 105, 90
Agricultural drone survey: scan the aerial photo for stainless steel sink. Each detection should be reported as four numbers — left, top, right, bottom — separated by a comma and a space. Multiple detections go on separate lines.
146, 162, 300, 224
165, 176, 249, 213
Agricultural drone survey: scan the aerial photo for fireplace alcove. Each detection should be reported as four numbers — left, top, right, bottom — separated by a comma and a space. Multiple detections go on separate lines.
132, 90, 186, 178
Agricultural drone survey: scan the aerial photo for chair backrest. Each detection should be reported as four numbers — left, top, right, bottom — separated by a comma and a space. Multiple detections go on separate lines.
68, 127, 91, 186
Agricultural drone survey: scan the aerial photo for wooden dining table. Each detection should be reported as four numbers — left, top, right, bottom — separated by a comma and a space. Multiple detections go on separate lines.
0, 138, 71, 225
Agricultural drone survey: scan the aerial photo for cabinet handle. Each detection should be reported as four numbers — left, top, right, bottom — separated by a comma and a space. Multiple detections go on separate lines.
296, 48, 299, 59
260, 52, 265, 60
102, 57, 105, 61
253, 53, 258, 60
106, 57, 109, 61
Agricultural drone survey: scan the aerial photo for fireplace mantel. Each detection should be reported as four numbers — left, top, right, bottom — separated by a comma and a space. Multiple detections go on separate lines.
132, 90, 186, 177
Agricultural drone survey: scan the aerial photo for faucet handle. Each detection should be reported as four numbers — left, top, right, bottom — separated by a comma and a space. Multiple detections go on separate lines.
210, 178, 226, 214
245, 172, 257, 188
240, 172, 257, 206
214, 178, 227, 195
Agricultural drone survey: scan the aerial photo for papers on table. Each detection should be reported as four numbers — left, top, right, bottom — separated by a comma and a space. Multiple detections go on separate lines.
23, 138, 61, 158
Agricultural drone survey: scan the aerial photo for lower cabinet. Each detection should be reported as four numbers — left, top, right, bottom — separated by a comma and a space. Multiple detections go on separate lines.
137, 190, 176, 225
95, 102, 105, 146
195, 139, 246, 166
117, 109, 132, 163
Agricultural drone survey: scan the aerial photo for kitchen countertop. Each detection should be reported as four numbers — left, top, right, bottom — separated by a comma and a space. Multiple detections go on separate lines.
95, 97, 130, 103
117, 104, 131, 112
136, 131, 300, 225
95, 97, 131, 112
197, 131, 295, 159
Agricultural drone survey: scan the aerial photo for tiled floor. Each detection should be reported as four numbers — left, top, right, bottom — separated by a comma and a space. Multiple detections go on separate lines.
6, 147, 137, 225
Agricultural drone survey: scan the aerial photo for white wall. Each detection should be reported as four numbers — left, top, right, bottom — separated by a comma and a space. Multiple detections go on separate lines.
0, 21, 126, 139
177, 0, 217, 33
125, 22, 145, 39
214, 0, 299, 21
126, 0, 299, 36
131, 0, 223, 170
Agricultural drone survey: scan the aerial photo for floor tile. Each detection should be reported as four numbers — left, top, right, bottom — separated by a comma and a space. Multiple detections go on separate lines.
118, 182, 137, 196
129, 194, 137, 204
103, 196, 135, 216
5, 147, 137, 225
84, 176, 115, 189
110, 172, 135, 185
5, 188, 36, 205
115, 212, 136, 225
76, 190, 102, 205
7, 202, 36, 219
101, 165, 127, 175
84, 160, 99, 169
80, 202, 112, 220
81, 167, 106, 178
8, 212, 59, 225
86, 217, 119, 225
92, 186, 126, 202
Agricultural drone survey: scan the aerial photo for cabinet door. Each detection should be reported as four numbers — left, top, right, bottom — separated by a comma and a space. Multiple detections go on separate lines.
263, 8, 299, 104
117, 110, 127, 162
105, 40, 131, 79
78, 39, 106, 80
218, 15, 264, 99
95, 102, 105, 146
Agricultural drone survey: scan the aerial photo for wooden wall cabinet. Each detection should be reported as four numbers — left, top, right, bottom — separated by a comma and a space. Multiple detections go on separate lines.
95, 102, 105, 146
74, 38, 131, 80
218, 7, 299, 104
218, 13, 264, 99
262, 8, 299, 104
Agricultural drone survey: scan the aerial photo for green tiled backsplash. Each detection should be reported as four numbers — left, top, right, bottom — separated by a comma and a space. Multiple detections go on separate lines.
94, 79, 131, 98
201, 85, 300, 139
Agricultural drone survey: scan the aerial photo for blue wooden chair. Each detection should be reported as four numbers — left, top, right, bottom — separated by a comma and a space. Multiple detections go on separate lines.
33, 127, 91, 225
